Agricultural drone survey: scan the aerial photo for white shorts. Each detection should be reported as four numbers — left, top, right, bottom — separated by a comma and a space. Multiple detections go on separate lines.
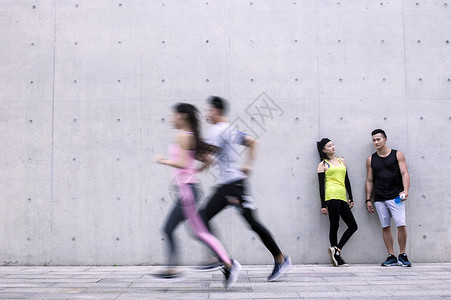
374, 199, 406, 228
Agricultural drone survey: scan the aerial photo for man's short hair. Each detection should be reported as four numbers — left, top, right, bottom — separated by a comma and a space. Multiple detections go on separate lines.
371, 128, 387, 138
208, 96, 227, 115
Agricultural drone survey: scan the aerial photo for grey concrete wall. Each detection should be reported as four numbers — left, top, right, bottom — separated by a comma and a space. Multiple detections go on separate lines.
0, 1, 450, 265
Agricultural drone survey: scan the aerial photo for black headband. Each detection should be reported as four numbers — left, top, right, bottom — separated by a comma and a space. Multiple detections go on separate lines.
317, 138, 331, 150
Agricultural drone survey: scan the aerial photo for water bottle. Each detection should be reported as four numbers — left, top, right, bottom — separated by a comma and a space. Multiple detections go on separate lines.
395, 193, 406, 204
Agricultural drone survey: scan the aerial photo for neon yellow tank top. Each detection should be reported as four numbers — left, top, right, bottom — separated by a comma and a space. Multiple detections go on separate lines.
324, 157, 347, 202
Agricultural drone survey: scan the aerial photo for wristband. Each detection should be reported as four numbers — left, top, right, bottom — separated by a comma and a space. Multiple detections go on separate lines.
365, 199, 371, 203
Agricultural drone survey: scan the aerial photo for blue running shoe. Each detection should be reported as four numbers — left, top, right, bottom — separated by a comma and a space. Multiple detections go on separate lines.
268, 256, 292, 281
398, 253, 412, 267
381, 254, 400, 266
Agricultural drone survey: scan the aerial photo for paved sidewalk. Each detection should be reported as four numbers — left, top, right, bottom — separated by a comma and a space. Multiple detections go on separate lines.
0, 264, 450, 299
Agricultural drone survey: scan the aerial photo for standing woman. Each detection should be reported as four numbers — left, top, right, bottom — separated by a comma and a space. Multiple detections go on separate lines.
316, 138, 358, 267
154, 103, 241, 288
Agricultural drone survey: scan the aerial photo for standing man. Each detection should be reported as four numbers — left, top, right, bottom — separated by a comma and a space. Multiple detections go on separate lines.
365, 129, 411, 267
199, 96, 291, 281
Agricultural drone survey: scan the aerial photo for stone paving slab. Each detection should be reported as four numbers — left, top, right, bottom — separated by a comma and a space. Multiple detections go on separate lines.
0, 264, 450, 299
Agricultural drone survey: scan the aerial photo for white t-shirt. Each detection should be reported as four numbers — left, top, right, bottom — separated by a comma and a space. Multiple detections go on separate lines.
205, 122, 247, 185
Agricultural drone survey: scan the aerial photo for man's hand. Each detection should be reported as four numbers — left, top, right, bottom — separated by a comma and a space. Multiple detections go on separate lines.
241, 165, 252, 176
366, 201, 374, 214
400, 191, 409, 201
348, 200, 354, 209
321, 208, 328, 215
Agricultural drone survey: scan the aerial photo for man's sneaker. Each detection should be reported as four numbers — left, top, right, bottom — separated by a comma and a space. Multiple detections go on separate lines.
223, 259, 241, 289
328, 247, 338, 267
334, 252, 349, 267
398, 253, 412, 267
194, 261, 223, 272
267, 256, 292, 281
381, 254, 400, 266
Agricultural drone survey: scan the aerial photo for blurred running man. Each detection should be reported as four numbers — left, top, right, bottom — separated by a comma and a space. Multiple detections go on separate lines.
199, 96, 291, 281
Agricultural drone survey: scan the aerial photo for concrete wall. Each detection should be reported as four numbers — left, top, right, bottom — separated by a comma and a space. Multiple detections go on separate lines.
0, 0, 450, 265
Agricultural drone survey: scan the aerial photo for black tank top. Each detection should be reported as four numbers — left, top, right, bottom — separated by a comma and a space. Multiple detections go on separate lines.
371, 150, 404, 201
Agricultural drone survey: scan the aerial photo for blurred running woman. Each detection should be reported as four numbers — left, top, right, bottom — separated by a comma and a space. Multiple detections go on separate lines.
154, 103, 241, 288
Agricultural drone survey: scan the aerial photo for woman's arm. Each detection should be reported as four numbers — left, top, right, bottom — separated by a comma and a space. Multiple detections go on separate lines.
155, 133, 193, 169
344, 172, 354, 208
317, 162, 327, 214
340, 157, 354, 203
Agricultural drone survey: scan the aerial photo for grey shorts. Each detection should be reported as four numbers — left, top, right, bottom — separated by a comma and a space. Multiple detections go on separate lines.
374, 199, 406, 228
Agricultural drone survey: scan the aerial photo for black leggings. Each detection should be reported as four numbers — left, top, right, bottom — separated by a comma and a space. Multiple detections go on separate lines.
200, 179, 282, 258
162, 184, 201, 266
326, 199, 358, 250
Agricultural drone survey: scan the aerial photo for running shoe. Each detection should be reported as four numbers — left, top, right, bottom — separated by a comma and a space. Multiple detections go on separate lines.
267, 256, 292, 281
221, 265, 230, 283
334, 252, 349, 267
381, 254, 400, 266
194, 261, 223, 272
151, 271, 183, 282
223, 259, 241, 289
398, 253, 412, 267
328, 247, 338, 267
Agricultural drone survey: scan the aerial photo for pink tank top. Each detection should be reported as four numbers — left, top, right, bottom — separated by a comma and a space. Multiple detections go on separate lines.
168, 132, 198, 184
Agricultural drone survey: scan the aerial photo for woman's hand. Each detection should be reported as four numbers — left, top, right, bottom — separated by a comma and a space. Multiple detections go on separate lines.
321, 208, 328, 215
154, 155, 167, 165
348, 200, 354, 209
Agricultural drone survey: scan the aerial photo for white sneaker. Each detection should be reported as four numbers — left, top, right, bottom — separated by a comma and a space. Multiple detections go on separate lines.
328, 247, 338, 267
224, 259, 241, 289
